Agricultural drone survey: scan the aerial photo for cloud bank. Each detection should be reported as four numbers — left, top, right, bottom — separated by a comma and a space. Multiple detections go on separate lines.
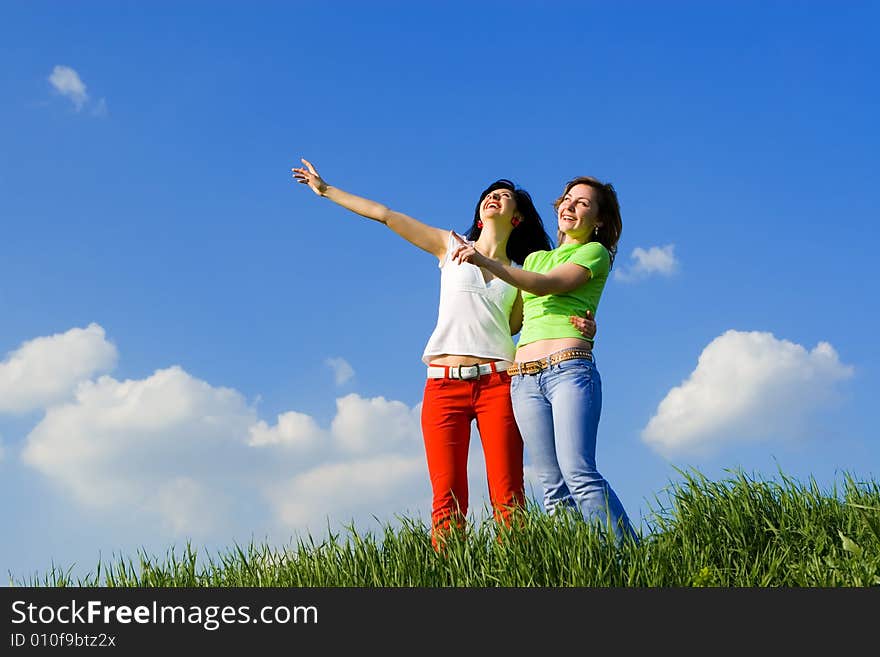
0, 323, 118, 414
642, 330, 854, 456
6, 324, 434, 539
255, 392, 427, 528
21, 365, 257, 534
1, 323, 536, 549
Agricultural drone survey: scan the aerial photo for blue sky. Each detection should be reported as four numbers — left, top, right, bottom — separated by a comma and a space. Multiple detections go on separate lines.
2, 1, 878, 582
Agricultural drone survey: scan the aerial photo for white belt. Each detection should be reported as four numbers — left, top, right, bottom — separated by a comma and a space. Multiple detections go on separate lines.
426, 361, 512, 380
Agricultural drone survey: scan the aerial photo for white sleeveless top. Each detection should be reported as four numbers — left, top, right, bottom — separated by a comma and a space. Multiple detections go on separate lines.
421, 231, 520, 364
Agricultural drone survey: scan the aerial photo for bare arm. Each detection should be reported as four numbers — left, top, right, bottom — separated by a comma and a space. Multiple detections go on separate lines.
451, 233, 590, 296
292, 158, 449, 260
509, 291, 524, 336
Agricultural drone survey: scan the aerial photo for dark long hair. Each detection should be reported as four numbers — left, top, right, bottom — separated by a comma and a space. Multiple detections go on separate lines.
553, 176, 623, 269
463, 179, 552, 265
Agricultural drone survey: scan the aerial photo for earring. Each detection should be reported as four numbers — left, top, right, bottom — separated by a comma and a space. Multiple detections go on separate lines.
511, 216, 522, 227
477, 220, 483, 229
594, 225, 599, 236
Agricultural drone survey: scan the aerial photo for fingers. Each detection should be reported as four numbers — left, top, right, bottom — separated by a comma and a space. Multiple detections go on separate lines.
569, 316, 593, 339
291, 164, 316, 187
450, 233, 470, 264
450, 243, 472, 265
571, 310, 597, 340
291, 158, 318, 180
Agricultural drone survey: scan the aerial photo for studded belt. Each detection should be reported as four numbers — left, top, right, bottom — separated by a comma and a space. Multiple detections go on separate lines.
506, 347, 593, 376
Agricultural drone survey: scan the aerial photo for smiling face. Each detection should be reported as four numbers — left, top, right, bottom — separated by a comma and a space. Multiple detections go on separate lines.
556, 183, 601, 244
467, 179, 552, 265
479, 187, 519, 224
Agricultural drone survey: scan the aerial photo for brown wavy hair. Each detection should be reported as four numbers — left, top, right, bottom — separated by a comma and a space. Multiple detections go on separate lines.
553, 176, 622, 268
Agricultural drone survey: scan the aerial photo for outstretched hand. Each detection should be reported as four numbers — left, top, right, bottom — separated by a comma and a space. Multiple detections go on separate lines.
570, 309, 597, 341
291, 158, 329, 196
450, 232, 488, 267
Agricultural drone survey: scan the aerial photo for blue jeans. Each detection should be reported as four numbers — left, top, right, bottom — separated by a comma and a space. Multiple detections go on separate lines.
510, 355, 638, 543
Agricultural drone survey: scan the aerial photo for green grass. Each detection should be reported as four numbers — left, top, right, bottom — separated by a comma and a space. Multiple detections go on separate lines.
14, 468, 880, 587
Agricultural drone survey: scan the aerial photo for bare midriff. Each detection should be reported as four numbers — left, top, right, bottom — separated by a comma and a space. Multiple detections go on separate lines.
428, 354, 508, 366
514, 336, 592, 362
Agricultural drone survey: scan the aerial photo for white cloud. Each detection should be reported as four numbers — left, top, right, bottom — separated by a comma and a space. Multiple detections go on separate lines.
47, 65, 107, 116
249, 393, 421, 456
325, 357, 354, 385
22, 365, 257, 534
330, 393, 421, 454
642, 330, 854, 456
48, 65, 89, 110
267, 455, 427, 529
15, 337, 429, 537
145, 477, 218, 536
0, 323, 118, 414
248, 411, 325, 448
253, 393, 429, 531
9, 325, 492, 543
614, 244, 678, 282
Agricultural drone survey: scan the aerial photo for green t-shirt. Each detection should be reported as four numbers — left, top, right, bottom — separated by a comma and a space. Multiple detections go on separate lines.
517, 241, 610, 347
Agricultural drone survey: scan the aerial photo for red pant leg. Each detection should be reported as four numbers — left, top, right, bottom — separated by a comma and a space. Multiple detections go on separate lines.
473, 372, 525, 527
421, 377, 474, 547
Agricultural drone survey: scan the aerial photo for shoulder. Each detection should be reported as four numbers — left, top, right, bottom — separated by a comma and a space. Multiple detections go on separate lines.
577, 241, 610, 261
564, 242, 610, 273
523, 249, 550, 269
437, 230, 458, 267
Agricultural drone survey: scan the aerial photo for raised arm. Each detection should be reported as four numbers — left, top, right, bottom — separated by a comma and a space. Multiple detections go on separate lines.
292, 158, 449, 260
450, 233, 590, 296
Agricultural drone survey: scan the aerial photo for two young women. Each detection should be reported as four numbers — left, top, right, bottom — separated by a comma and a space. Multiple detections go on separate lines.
291, 160, 633, 545
452, 177, 638, 543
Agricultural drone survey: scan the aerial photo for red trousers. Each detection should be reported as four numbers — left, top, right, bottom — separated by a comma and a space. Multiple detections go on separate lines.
421, 370, 525, 547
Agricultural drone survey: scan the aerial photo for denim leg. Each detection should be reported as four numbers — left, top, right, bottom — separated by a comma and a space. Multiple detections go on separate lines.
544, 359, 638, 543
510, 373, 575, 514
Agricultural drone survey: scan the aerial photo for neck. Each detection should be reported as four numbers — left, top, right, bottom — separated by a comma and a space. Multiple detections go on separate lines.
560, 234, 588, 246
475, 224, 511, 262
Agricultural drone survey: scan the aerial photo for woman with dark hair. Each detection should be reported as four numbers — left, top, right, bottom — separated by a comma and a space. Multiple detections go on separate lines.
291, 159, 595, 548
452, 175, 638, 543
